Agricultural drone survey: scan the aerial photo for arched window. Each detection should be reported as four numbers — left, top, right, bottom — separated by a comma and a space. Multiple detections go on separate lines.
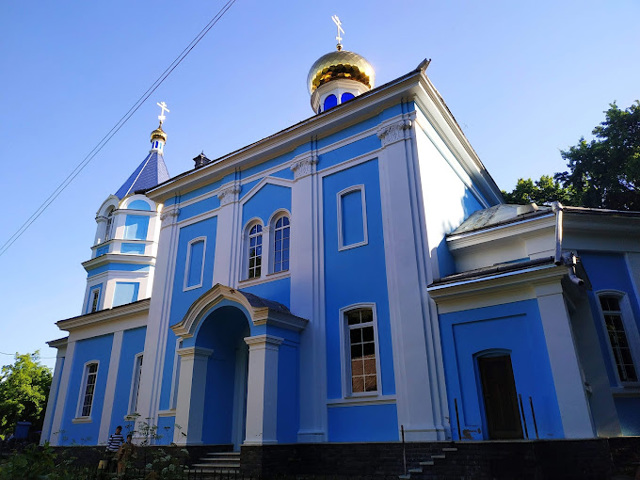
105, 208, 115, 241
323, 94, 337, 112
247, 224, 263, 279
598, 293, 640, 384
341, 92, 355, 103
273, 216, 290, 273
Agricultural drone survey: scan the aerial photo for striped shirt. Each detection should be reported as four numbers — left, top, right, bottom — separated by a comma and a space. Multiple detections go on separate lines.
106, 433, 124, 452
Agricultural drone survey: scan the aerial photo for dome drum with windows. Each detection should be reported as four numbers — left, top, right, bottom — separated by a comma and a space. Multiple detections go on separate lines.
308, 48, 375, 114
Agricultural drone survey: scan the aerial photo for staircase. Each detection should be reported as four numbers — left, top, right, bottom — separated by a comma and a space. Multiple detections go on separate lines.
398, 446, 458, 479
189, 451, 241, 475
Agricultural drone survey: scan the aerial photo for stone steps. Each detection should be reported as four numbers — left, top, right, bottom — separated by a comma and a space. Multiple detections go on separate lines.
398, 446, 458, 479
188, 451, 241, 475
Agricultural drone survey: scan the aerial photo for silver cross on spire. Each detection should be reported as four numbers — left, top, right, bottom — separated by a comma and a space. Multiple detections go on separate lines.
332, 15, 344, 51
156, 101, 170, 125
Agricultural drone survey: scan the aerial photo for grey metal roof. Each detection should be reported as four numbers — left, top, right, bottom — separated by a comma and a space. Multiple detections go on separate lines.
115, 150, 170, 199
450, 204, 552, 235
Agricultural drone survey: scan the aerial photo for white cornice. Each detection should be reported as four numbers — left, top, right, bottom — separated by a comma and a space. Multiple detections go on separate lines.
56, 299, 150, 332
82, 253, 156, 271
146, 71, 426, 203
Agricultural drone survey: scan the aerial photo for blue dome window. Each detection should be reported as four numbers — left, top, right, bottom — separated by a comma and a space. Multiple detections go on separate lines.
323, 94, 338, 112
341, 92, 355, 103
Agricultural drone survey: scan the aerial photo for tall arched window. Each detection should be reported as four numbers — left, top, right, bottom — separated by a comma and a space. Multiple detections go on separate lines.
247, 224, 263, 279
105, 208, 115, 241
273, 216, 290, 273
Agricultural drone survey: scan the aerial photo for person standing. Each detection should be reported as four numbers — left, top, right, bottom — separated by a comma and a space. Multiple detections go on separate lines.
117, 434, 136, 475
105, 426, 124, 472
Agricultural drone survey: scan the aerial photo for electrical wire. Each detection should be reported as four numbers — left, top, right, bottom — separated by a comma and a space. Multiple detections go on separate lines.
0, 0, 238, 258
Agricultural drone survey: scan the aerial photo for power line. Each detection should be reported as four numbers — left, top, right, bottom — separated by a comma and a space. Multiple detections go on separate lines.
0, 0, 238, 258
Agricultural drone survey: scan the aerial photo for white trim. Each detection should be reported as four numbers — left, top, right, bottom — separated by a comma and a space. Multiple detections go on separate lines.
75, 360, 100, 420
157, 409, 176, 417
595, 290, 640, 388
239, 176, 294, 206
169, 338, 181, 410
336, 185, 368, 251
183, 236, 207, 291
327, 394, 396, 407
242, 218, 264, 281
338, 303, 382, 399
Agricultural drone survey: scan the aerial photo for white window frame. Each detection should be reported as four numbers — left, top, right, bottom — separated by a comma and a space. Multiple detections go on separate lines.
75, 360, 99, 420
86, 286, 101, 314
128, 353, 144, 415
339, 303, 382, 398
269, 210, 291, 274
337, 185, 368, 251
105, 208, 115, 241
596, 290, 640, 387
244, 220, 264, 280
183, 236, 207, 291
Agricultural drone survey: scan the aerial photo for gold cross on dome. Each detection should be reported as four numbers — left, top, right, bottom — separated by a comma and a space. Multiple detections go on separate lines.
332, 15, 344, 50
157, 101, 170, 125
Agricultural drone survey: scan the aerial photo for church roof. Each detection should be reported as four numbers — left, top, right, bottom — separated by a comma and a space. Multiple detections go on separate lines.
115, 150, 170, 199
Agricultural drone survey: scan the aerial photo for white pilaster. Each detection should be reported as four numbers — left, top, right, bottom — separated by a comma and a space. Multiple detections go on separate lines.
290, 153, 327, 442
40, 348, 66, 445
173, 347, 213, 445
136, 205, 180, 436
377, 115, 448, 441
535, 282, 595, 438
213, 182, 241, 286
49, 340, 77, 446
244, 335, 283, 445
98, 330, 124, 444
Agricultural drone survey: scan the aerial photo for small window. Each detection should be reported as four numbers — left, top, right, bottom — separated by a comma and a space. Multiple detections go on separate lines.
344, 307, 379, 395
89, 288, 100, 313
78, 362, 98, 418
337, 185, 368, 250
324, 94, 337, 111
247, 224, 263, 279
129, 354, 143, 414
184, 238, 206, 290
105, 209, 115, 241
341, 92, 355, 103
273, 216, 290, 273
599, 294, 639, 383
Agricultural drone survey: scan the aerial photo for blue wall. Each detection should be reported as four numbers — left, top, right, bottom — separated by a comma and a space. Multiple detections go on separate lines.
109, 327, 147, 436
60, 334, 114, 445
322, 159, 397, 442
439, 300, 563, 440
580, 251, 640, 435
327, 404, 398, 442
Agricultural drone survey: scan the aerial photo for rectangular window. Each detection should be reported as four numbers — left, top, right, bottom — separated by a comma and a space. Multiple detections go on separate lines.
113, 282, 140, 307
248, 224, 263, 279
600, 295, 638, 383
123, 215, 150, 240
345, 307, 378, 394
337, 186, 368, 250
90, 289, 100, 313
129, 354, 143, 414
79, 362, 98, 417
184, 238, 206, 290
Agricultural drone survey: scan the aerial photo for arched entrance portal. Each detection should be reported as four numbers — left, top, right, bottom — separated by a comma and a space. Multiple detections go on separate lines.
171, 284, 308, 448
195, 305, 249, 449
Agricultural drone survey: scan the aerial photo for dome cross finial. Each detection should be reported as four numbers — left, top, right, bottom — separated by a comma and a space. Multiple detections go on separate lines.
331, 15, 344, 51
156, 101, 170, 126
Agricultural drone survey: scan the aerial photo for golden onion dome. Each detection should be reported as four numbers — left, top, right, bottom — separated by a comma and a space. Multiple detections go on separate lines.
150, 124, 167, 143
307, 50, 375, 94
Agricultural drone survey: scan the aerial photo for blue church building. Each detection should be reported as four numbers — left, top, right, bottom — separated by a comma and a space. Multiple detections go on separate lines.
40, 39, 640, 455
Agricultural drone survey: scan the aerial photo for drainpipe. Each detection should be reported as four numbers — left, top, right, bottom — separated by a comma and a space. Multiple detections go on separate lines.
551, 202, 585, 286
551, 201, 564, 265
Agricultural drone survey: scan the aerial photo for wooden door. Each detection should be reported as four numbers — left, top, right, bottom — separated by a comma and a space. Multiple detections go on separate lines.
478, 355, 523, 440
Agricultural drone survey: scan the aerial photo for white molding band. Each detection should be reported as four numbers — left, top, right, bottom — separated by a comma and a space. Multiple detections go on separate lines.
98, 330, 124, 444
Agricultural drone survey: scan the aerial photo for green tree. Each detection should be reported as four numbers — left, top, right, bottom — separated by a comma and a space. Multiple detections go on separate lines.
502, 175, 575, 205
0, 352, 52, 437
555, 101, 640, 210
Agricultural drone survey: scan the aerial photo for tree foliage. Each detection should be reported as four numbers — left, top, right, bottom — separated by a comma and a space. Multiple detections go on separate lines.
501, 175, 575, 206
555, 101, 640, 210
0, 352, 52, 437
503, 101, 640, 209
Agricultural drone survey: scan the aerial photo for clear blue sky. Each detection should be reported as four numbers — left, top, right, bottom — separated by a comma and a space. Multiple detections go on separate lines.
1, 0, 638, 368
